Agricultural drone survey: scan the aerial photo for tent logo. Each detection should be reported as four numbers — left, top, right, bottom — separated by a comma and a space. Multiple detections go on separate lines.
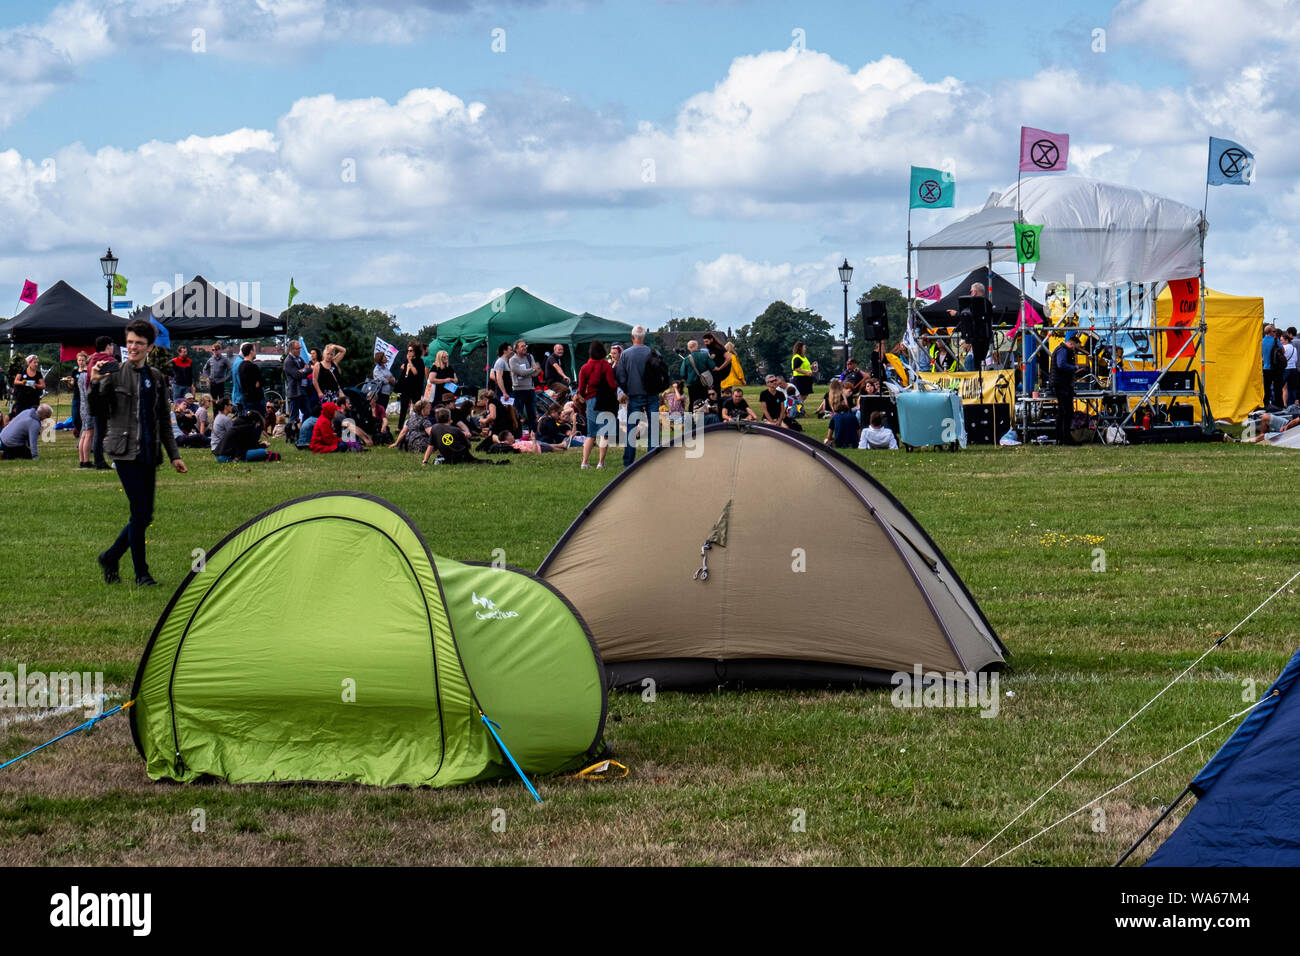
472, 592, 519, 621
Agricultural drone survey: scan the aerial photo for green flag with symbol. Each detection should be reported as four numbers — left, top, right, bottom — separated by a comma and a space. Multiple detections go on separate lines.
288, 277, 299, 307
112, 274, 128, 296
1015, 223, 1042, 264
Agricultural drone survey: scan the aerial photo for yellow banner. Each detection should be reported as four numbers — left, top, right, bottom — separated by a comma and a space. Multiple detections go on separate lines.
918, 370, 1015, 405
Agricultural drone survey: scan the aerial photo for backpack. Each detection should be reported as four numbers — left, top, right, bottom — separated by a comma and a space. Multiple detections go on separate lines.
643, 349, 671, 395
1272, 340, 1287, 371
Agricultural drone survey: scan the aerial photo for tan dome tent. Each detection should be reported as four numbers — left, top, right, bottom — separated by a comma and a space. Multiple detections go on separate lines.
539, 422, 1005, 689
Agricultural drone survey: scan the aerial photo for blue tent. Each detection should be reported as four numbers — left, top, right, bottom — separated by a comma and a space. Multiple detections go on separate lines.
1145, 646, 1300, 865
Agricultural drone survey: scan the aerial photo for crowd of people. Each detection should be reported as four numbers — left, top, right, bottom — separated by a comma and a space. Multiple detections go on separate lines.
2, 323, 917, 467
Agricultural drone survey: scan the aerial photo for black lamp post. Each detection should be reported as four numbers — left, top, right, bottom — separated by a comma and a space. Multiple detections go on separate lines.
100, 247, 118, 312
838, 258, 853, 374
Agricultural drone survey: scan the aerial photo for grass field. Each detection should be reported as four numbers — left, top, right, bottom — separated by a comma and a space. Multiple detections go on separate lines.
2, 393, 1297, 866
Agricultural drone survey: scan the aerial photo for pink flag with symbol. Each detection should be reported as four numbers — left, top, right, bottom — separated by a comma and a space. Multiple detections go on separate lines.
1019, 126, 1069, 172
19, 280, 38, 304
915, 284, 941, 301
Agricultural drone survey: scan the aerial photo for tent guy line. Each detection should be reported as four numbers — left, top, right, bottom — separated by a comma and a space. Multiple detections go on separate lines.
961, 565, 1300, 866
980, 701, 1262, 867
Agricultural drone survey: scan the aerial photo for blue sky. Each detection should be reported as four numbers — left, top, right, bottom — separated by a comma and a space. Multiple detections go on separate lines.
0, 0, 1292, 334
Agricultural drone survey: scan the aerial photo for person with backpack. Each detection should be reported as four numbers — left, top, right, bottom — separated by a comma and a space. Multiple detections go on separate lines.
615, 325, 666, 467
680, 340, 714, 408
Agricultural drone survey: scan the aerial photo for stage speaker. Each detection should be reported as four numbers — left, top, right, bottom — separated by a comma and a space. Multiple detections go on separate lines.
861, 300, 889, 341
857, 394, 899, 435
1167, 402, 1195, 424
1158, 370, 1197, 392
964, 403, 1011, 445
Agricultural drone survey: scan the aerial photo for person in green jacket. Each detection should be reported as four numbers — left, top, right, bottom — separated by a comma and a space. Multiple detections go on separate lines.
679, 340, 714, 408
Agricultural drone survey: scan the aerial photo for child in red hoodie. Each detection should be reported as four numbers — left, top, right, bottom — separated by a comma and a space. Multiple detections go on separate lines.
310, 401, 342, 453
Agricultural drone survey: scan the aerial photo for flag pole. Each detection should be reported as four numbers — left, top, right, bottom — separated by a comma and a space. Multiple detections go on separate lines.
1199, 179, 1210, 430
906, 203, 914, 389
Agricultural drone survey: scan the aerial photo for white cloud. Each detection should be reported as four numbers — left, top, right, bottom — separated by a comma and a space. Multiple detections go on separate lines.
1111, 0, 1300, 78
0, 0, 527, 126
1, 36, 1296, 310
689, 252, 845, 312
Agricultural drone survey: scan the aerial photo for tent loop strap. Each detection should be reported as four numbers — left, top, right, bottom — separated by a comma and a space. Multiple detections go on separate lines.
0, 699, 132, 773
694, 541, 712, 581
480, 712, 542, 803
569, 759, 629, 780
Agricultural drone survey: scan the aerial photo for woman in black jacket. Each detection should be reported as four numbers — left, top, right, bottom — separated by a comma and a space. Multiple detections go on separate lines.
397, 341, 426, 429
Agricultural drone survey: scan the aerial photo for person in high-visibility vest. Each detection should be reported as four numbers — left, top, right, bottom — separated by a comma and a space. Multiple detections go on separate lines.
790, 342, 814, 399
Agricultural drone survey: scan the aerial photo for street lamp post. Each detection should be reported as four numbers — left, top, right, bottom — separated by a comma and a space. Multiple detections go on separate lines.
100, 247, 118, 313
838, 258, 853, 375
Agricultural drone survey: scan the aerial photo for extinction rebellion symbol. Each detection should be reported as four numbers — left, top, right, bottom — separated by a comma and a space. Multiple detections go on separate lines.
918, 179, 942, 204
1029, 139, 1059, 169
1019, 229, 1038, 261
1219, 147, 1248, 178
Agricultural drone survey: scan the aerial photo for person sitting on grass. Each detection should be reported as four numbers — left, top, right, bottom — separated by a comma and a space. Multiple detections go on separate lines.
536, 401, 577, 448
310, 401, 357, 453
859, 410, 898, 450
721, 387, 756, 423
296, 412, 318, 450
209, 397, 234, 452
815, 379, 847, 419
825, 396, 860, 449
0, 403, 52, 460
194, 394, 211, 438
393, 399, 433, 453
759, 376, 789, 427
171, 402, 211, 448
215, 411, 281, 462
427, 406, 501, 465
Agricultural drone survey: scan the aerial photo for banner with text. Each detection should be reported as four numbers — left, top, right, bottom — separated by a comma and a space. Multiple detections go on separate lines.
918, 370, 1015, 406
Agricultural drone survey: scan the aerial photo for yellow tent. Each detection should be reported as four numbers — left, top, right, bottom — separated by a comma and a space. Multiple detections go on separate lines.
1156, 286, 1263, 423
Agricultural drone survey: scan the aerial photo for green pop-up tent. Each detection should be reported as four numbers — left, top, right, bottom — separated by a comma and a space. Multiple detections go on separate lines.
524, 312, 635, 377
432, 286, 577, 356
131, 492, 607, 790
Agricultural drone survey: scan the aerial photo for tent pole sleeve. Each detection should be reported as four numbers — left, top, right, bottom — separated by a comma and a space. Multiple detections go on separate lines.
1114, 785, 1191, 866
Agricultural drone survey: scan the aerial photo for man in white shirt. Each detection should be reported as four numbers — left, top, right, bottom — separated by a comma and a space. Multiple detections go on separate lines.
858, 410, 898, 450
1284, 329, 1298, 406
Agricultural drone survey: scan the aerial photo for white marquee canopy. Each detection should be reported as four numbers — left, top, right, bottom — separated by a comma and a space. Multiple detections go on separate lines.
915, 176, 1206, 288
